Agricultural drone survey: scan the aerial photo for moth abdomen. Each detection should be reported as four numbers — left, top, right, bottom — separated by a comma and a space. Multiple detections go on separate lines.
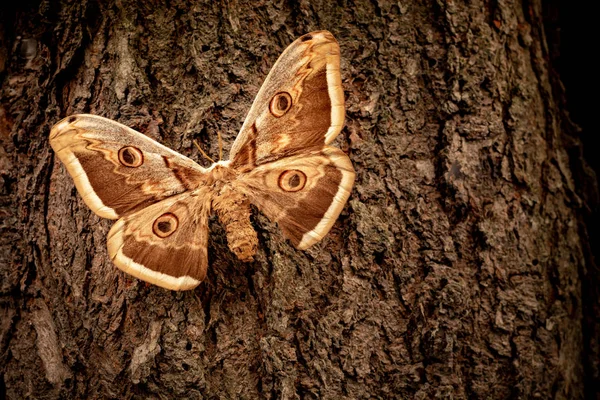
212, 186, 258, 262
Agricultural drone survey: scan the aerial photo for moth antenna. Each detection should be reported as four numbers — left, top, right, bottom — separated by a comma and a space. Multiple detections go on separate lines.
218, 130, 223, 162
193, 140, 216, 164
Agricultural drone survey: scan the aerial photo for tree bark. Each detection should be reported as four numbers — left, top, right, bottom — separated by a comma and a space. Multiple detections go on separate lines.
1, 0, 596, 398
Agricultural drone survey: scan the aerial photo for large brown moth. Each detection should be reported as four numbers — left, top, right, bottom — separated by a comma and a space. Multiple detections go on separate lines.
49, 31, 355, 291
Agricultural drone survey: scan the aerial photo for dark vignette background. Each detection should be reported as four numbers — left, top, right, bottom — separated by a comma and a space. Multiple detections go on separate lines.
543, 1, 599, 398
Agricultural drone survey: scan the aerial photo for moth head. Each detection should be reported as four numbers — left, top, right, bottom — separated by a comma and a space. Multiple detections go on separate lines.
278, 170, 307, 192
118, 146, 144, 167
269, 92, 293, 118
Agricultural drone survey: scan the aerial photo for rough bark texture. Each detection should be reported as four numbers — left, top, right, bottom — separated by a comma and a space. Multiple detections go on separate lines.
1, 0, 597, 398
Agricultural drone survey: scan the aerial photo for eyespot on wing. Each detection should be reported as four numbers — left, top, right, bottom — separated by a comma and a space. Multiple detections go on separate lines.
118, 146, 144, 167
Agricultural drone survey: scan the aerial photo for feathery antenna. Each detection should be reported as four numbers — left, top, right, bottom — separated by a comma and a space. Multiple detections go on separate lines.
218, 131, 223, 162
193, 140, 216, 164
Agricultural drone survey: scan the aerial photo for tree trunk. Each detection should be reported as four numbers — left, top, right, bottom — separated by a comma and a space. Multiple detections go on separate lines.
1, 0, 597, 398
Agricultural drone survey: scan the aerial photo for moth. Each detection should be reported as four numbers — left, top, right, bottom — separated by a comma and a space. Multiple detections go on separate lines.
50, 31, 355, 291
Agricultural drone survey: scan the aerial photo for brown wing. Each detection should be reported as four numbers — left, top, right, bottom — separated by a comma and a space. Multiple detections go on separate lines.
106, 189, 211, 290
50, 114, 206, 219
229, 31, 344, 169
235, 146, 355, 250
